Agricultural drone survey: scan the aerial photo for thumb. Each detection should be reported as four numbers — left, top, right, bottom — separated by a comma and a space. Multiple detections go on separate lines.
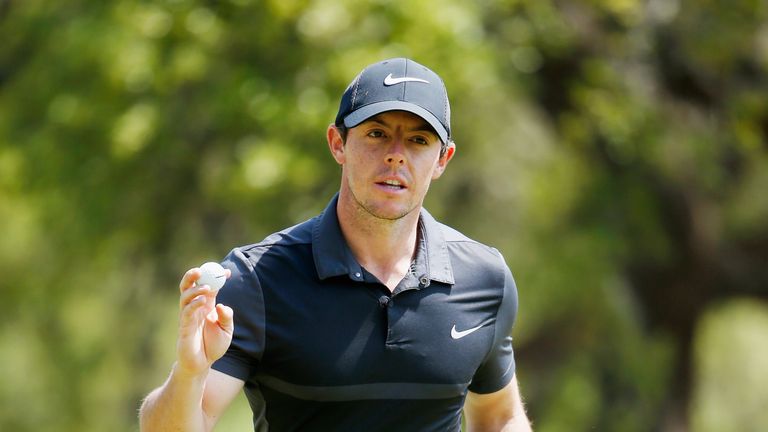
216, 304, 234, 333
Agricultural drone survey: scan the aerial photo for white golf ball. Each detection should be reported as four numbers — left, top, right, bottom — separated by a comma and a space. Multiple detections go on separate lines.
198, 262, 227, 291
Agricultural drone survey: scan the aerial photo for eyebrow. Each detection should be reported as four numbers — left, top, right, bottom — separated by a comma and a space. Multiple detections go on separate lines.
367, 116, 436, 135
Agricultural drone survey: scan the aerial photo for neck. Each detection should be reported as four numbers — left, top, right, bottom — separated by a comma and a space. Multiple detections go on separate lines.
336, 193, 420, 292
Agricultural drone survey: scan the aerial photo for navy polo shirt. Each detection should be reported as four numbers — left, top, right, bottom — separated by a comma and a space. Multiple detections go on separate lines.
212, 195, 519, 432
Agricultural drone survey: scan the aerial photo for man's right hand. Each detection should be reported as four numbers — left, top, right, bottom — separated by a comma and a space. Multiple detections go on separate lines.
139, 267, 241, 432
176, 267, 234, 377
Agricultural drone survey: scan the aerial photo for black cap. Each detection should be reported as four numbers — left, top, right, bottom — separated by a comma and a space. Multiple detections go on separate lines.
334, 58, 451, 143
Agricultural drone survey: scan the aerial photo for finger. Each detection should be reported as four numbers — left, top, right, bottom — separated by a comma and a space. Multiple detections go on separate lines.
224, 269, 232, 279
179, 268, 202, 293
206, 304, 219, 323
179, 284, 216, 309
179, 294, 210, 329
216, 304, 234, 333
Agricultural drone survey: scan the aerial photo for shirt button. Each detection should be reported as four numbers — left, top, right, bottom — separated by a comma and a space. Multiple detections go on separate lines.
419, 276, 430, 286
354, 272, 361, 279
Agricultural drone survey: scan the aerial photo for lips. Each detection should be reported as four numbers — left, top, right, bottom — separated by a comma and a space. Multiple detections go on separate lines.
375, 177, 408, 190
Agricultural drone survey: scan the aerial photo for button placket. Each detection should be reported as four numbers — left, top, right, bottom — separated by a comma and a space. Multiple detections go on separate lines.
384, 299, 393, 346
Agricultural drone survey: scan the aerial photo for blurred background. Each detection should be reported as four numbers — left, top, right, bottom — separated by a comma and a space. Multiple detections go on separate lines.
1, 0, 767, 431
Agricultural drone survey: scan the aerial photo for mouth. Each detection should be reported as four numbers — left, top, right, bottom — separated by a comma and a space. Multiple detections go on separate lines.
375, 179, 407, 191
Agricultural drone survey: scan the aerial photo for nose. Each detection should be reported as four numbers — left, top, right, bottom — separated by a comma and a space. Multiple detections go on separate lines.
386, 154, 405, 165
385, 138, 406, 166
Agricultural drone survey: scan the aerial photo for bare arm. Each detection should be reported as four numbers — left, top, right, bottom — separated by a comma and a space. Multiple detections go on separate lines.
464, 374, 532, 432
139, 267, 243, 432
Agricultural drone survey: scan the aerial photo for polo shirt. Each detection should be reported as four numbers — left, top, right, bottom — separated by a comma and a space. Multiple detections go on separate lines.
212, 194, 519, 432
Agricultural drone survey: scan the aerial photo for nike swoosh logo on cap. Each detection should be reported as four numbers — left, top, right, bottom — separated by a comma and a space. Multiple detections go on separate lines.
383, 73, 430, 86
450, 324, 483, 339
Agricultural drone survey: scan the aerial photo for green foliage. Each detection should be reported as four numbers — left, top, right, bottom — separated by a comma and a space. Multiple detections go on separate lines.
691, 300, 768, 431
1, 0, 767, 430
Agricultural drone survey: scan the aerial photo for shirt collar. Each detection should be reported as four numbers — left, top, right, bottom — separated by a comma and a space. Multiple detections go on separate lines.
312, 194, 455, 285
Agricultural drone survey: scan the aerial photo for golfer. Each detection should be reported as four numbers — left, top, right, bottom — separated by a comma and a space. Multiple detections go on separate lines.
140, 58, 532, 431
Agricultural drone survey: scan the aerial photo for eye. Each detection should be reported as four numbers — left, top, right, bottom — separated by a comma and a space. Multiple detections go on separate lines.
410, 136, 429, 145
367, 129, 386, 138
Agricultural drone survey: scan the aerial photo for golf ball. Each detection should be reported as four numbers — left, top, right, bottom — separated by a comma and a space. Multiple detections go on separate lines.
198, 261, 227, 291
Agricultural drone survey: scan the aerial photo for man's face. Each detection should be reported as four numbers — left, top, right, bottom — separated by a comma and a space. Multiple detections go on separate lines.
328, 110, 455, 221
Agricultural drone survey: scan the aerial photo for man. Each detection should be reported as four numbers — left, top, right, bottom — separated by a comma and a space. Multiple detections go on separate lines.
139, 58, 531, 431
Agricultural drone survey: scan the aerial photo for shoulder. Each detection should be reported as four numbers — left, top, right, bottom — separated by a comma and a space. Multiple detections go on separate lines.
433, 220, 517, 312
438, 222, 507, 273
219, 216, 319, 296
230, 216, 319, 265
217, 216, 320, 311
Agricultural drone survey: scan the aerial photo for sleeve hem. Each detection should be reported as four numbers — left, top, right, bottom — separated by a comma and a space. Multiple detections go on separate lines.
211, 355, 252, 382
467, 357, 516, 394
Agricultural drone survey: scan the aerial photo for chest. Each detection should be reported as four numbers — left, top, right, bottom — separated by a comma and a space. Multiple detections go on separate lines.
257, 275, 499, 391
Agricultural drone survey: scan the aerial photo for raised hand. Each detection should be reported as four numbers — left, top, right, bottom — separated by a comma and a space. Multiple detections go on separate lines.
175, 267, 234, 377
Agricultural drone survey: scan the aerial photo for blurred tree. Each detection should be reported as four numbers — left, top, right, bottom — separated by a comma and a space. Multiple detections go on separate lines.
462, 0, 768, 429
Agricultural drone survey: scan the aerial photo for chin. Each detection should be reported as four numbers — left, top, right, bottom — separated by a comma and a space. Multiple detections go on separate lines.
363, 202, 417, 221
347, 187, 419, 221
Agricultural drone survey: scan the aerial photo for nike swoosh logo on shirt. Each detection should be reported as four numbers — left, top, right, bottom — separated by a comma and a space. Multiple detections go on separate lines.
450, 324, 483, 339
383, 73, 430, 86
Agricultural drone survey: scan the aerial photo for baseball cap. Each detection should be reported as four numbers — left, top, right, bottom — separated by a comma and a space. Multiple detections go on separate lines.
334, 58, 451, 143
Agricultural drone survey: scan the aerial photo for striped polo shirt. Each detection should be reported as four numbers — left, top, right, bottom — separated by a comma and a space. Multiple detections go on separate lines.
212, 194, 519, 431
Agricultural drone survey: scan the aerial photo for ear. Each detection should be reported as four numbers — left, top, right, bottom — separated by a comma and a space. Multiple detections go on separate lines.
432, 141, 456, 180
327, 124, 345, 165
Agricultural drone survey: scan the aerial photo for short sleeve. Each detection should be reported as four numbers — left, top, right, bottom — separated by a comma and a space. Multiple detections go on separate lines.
467, 254, 518, 394
211, 247, 266, 381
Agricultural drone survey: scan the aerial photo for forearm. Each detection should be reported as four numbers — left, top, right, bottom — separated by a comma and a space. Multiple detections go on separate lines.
465, 375, 532, 432
466, 413, 531, 432
139, 363, 211, 432
500, 411, 532, 432
499, 396, 531, 432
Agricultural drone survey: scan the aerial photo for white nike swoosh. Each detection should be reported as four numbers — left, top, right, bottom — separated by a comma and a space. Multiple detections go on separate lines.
383, 73, 430, 86
450, 324, 483, 339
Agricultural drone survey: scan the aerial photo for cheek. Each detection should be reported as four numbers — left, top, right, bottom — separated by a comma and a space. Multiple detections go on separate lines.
430, 162, 445, 180
346, 151, 367, 170
343, 153, 371, 180
422, 157, 443, 180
